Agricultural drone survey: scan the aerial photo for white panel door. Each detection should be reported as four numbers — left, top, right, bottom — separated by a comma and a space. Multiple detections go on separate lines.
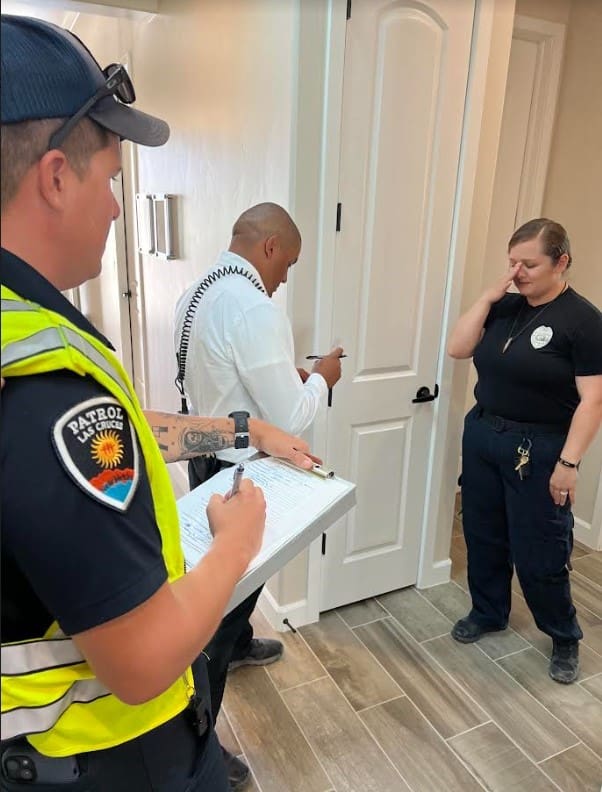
321, 0, 475, 611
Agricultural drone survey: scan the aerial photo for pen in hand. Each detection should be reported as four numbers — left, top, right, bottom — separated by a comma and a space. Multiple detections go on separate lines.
305, 354, 348, 360
306, 351, 346, 407
229, 463, 244, 498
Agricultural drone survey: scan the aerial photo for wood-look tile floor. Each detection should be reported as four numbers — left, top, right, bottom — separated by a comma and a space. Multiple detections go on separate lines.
218, 509, 602, 792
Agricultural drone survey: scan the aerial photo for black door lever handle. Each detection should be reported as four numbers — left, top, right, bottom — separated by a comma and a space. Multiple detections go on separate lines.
412, 384, 439, 403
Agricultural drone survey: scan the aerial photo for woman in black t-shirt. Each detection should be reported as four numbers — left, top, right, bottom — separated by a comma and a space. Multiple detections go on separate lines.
447, 218, 602, 684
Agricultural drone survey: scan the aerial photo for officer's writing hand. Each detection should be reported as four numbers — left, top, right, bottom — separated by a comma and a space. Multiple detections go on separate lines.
207, 478, 266, 566
312, 346, 344, 389
549, 463, 577, 507
297, 367, 310, 383
482, 263, 521, 305
249, 418, 320, 470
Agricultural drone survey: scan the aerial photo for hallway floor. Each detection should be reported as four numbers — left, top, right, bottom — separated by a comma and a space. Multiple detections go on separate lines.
218, 513, 602, 792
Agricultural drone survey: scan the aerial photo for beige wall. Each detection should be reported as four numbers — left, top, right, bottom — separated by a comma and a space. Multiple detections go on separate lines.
515, 0, 572, 25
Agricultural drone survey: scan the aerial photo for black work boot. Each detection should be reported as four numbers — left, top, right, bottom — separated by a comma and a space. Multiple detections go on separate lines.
549, 640, 579, 684
451, 616, 504, 644
228, 638, 283, 671
222, 748, 250, 791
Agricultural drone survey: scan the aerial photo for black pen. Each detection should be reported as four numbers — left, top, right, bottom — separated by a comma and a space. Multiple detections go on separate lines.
305, 354, 348, 360
306, 354, 346, 407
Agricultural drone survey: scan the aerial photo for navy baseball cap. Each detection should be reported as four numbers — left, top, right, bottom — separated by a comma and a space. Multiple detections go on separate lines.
1, 14, 169, 146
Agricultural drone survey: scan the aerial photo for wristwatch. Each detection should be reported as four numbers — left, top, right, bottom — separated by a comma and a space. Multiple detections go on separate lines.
558, 457, 579, 469
228, 411, 250, 449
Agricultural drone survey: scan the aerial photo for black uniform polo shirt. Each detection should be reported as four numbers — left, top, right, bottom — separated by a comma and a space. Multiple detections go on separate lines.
1, 249, 167, 643
473, 287, 602, 426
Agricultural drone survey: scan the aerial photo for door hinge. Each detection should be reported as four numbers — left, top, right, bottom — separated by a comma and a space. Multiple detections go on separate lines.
321, 533, 327, 555
346, 0, 352, 20
336, 202, 342, 232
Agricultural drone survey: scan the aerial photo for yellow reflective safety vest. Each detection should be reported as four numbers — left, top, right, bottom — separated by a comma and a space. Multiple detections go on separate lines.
1, 285, 194, 757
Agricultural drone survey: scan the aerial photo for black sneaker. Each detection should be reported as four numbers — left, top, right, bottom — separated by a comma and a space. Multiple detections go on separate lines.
451, 616, 504, 644
222, 748, 250, 791
228, 638, 283, 671
549, 640, 579, 684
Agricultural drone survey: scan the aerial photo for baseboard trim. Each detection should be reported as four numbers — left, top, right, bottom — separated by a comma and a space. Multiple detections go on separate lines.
257, 587, 318, 632
416, 558, 452, 590
573, 516, 598, 550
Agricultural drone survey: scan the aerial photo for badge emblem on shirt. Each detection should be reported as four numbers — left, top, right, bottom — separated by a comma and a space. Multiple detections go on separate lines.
52, 396, 139, 512
531, 325, 553, 349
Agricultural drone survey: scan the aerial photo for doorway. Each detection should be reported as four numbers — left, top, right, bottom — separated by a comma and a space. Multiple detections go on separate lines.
319, 0, 477, 611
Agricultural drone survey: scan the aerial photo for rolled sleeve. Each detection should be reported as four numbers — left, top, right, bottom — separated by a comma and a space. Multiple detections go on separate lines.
228, 303, 327, 434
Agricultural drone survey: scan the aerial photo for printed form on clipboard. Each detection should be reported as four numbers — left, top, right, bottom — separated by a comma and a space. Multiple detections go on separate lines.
177, 455, 356, 614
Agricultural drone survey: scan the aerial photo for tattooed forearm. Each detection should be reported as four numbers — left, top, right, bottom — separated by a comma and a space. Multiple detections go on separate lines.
151, 424, 169, 452
180, 428, 229, 457
144, 410, 235, 463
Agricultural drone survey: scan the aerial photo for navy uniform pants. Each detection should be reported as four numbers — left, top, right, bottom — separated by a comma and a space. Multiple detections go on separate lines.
0, 656, 228, 791
461, 406, 582, 644
189, 455, 263, 723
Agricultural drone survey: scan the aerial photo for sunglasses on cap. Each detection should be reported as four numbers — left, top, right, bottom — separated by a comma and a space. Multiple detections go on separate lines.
47, 63, 136, 151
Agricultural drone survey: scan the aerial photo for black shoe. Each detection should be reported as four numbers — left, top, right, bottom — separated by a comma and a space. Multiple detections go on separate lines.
222, 748, 250, 791
228, 638, 283, 671
549, 640, 579, 684
451, 616, 504, 644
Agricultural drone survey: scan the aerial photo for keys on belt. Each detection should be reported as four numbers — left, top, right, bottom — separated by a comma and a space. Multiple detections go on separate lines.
514, 438, 532, 480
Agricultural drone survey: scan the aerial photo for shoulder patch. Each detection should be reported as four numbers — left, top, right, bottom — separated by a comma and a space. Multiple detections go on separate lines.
52, 396, 139, 512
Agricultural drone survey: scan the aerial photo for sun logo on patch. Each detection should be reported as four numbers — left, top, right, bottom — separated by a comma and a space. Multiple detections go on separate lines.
90, 430, 124, 468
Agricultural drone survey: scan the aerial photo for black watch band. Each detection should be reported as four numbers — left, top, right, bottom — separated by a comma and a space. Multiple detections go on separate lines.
228, 411, 250, 449
558, 457, 579, 469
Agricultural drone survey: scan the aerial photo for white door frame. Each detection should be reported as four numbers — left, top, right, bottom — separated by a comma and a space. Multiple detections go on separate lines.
260, 0, 509, 631
511, 15, 566, 223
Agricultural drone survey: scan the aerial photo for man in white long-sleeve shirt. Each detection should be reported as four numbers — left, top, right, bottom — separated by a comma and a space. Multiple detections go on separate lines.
174, 203, 342, 790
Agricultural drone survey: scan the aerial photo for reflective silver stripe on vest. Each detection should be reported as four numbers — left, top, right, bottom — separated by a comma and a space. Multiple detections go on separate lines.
2, 679, 109, 741
1, 299, 38, 312
2, 639, 85, 676
2, 327, 132, 398
62, 327, 132, 397
2, 328, 64, 365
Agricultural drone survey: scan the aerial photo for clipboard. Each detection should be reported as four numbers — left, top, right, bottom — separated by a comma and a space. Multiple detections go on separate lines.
177, 455, 356, 613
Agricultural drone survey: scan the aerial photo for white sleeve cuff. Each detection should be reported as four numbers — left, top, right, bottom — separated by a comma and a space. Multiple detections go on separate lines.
306, 372, 329, 400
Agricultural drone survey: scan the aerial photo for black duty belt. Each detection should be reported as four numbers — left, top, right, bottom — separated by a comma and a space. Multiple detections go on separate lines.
477, 408, 569, 436
0, 701, 211, 787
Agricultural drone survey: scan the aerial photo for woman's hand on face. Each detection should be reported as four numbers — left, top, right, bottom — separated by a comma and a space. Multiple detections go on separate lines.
482, 263, 521, 305
549, 463, 577, 507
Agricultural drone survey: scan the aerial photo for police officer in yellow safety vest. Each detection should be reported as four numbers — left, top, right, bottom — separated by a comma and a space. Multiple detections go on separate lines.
0, 15, 314, 791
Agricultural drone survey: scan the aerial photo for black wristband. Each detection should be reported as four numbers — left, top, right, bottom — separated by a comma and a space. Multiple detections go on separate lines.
558, 457, 579, 469
228, 411, 250, 449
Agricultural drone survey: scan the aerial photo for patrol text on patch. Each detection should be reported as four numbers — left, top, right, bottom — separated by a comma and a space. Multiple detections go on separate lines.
53, 396, 140, 511
66, 403, 126, 443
